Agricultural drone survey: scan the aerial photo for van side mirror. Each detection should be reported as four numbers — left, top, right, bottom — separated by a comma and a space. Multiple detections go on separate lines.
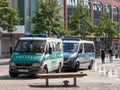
45, 51, 47, 54
78, 49, 82, 53
49, 47, 52, 54
10, 46, 13, 57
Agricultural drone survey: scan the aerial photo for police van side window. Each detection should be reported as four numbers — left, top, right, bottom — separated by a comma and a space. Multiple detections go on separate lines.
52, 42, 56, 52
79, 43, 83, 53
46, 42, 52, 53
49, 42, 53, 54
46, 42, 60, 53
90, 44, 94, 52
84, 43, 94, 53
54, 42, 57, 52
60, 43, 63, 52
56, 42, 61, 52
46, 42, 49, 53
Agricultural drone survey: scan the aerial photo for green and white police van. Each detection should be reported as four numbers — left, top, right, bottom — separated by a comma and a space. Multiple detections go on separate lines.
9, 34, 63, 77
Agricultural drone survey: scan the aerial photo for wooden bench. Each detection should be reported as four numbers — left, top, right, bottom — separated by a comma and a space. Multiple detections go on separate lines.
36, 72, 87, 86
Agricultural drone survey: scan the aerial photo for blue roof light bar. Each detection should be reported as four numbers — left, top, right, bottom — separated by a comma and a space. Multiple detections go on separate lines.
62, 38, 81, 41
24, 34, 31, 37
24, 34, 48, 38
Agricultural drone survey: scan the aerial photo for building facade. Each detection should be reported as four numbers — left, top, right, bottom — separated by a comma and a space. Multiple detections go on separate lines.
64, 0, 120, 31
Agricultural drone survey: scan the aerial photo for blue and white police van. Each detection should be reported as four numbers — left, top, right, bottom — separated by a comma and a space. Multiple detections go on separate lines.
62, 38, 95, 72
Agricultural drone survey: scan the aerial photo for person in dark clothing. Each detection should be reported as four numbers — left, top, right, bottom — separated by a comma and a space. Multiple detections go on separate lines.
101, 49, 105, 64
108, 47, 113, 63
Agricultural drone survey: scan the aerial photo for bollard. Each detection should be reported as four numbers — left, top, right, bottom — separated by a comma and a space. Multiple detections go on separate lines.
94, 63, 98, 72
100, 66, 106, 76
112, 69, 118, 78
107, 69, 113, 77
98, 65, 102, 73
63, 80, 69, 86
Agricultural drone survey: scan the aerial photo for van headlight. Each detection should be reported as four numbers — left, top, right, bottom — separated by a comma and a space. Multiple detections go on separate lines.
32, 62, 44, 67
9, 62, 16, 66
32, 63, 40, 67
68, 58, 74, 62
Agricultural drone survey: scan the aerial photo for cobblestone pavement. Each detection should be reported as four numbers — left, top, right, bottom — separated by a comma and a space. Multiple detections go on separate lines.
0, 83, 120, 90
0, 58, 120, 90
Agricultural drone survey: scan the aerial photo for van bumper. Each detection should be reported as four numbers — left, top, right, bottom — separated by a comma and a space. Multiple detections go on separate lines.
63, 62, 76, 69
9, 66, 43, 74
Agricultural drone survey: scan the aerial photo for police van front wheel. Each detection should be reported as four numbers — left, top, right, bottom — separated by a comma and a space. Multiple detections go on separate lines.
88, 60, 93, 69
42, 67, 48, 74
9, 72, 19, 78
73, 62, 79, 72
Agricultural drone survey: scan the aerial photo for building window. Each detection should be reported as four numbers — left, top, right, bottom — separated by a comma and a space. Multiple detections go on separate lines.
67, 0, 90, 22
93, 1, 103, 25
113, 6, 119, 22
67, 0, 77, 23
57, 0, 61, 5
104, 4, 111, 13
103, 4, 111, 18
80, 0, 90, 9
18, 0, 25, 25
67, 0, 77, 6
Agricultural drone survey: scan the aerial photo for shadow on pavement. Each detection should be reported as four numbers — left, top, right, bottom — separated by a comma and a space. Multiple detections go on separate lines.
62, 68, 88, 73
29, 84, 79, 88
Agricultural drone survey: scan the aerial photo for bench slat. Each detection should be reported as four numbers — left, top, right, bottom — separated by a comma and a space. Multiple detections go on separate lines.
36, 72, 87, 79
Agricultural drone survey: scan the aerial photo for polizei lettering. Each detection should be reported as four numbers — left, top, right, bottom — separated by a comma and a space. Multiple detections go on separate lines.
16, 56, 35, 60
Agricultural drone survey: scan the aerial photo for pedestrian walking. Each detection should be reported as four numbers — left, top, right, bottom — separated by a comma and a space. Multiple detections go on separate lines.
101, 49, 105, 64
108, 47, 113, 63
114, 49, 118, 58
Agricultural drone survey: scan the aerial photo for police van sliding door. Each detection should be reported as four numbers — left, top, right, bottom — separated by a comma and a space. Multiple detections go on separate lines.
83, 43, 95, 63
78, 43, 87, 63
45, 42, 57, 71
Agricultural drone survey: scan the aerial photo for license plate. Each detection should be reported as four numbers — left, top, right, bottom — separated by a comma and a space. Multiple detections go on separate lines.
19, 69, 28, 72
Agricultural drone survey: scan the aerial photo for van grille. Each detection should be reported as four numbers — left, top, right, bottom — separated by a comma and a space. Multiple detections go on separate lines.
64, 58, 68, 61
15, 63, 32, 66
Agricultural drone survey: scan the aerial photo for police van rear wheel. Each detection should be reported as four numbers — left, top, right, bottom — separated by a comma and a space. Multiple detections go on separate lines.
73, 62, 79, 72
9, 72, 19, 78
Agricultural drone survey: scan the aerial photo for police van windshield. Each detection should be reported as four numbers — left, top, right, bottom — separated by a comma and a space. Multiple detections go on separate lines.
14, 40, 46, 53
63, 43, 78, 53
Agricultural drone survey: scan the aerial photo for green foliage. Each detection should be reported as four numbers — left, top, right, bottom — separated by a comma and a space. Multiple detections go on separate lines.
0, 0, 20, 32
68, 1, 94, 38
32, 0, 65, 37
97, 13, 118, 37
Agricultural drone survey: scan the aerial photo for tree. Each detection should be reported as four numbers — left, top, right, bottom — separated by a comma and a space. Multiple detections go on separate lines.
0, 0, 21, 56
97, 13, 118, 49
32, 0, 66, 37
69, 1, 94, 39
0, 0, 20, 32
98, 13, 118, 38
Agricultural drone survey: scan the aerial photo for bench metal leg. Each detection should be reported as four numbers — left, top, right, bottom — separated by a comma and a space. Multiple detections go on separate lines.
73, 77, 76, 86
46, 78, 49, 86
